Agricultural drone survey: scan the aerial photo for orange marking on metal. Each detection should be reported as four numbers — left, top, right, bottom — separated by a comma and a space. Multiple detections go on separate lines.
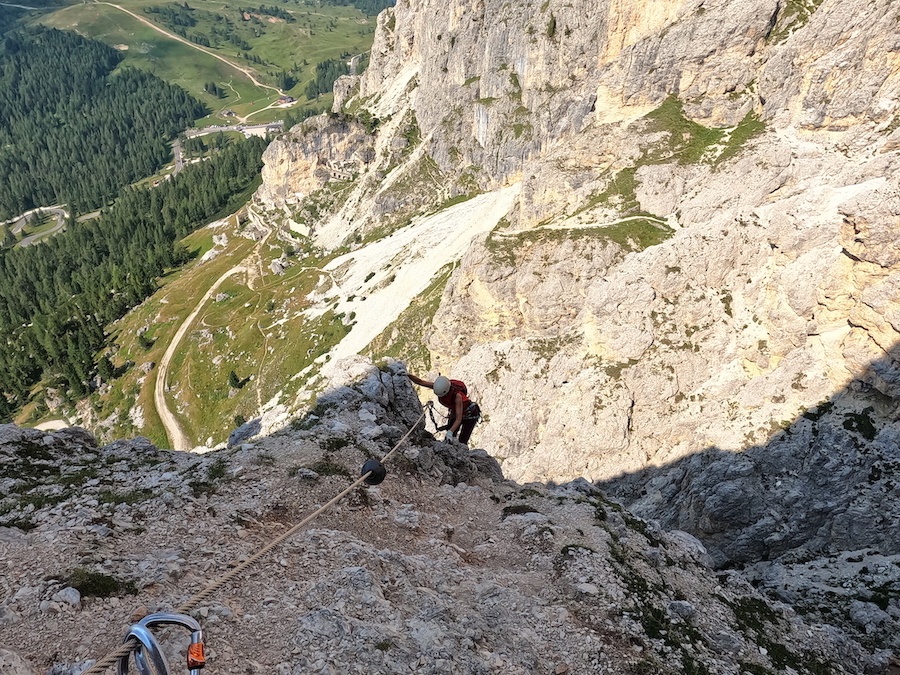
188, 642, 206, 668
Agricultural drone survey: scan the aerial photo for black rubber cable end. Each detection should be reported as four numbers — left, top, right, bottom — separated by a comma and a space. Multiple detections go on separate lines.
361, 458, 387, 485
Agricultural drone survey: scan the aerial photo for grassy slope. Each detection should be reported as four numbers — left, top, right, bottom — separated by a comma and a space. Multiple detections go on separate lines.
35, 0, 375, 124
86, 213, 352, 448
98, 215, 257, 445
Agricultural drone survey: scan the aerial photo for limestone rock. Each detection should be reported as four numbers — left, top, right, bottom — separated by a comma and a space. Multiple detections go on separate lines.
0, 650, 36, 675
0, 361, 886, 673
257, 115, 374, 214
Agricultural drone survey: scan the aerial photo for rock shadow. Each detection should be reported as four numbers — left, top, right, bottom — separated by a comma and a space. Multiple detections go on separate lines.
598, 345, 899, 568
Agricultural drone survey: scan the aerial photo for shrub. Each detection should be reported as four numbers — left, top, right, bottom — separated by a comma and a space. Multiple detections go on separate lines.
68, 568, 136, 598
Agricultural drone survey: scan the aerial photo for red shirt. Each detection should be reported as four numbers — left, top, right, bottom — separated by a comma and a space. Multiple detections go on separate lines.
438, 380, 470, 410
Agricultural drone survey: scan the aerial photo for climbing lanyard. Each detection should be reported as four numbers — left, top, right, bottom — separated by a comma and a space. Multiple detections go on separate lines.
426, 401, 446, 430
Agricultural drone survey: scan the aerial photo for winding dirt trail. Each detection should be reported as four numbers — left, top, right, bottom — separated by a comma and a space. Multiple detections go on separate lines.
96, 1, 284, 97
154, 266, 246, 450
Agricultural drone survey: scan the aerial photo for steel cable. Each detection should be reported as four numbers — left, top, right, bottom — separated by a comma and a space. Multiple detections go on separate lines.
82, 405, 429, 674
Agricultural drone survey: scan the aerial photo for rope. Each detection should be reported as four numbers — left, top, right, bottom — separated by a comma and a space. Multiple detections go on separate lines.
83, 405, 429, 674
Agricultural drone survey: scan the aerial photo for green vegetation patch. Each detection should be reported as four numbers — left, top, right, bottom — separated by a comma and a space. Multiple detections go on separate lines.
573, 167, 639, 217
0, 516, 36, 531
320, 436, 351, 452
310, 459, 351, 477
487, 215, 672, 268
0, 5, 28, 33
0, 438, 118, 528
0, 439, 56, 483
160, 236, 346, 447
768, 0, 825, 44
433, 192, 478, 212
592, 218, 673, 252
721, 595, 835, 674
92, 218, 257, 446
715, 111, 766, 166
67, 567, 137, 598
187, 457, 230, 497
206, 457, 229, 480
295, 178, 355, 228
643, 96, 724, 165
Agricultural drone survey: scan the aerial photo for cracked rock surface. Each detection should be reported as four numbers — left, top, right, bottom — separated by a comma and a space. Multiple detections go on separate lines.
0, 362, 891, 674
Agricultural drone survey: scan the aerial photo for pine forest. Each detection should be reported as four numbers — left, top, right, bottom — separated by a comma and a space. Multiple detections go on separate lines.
0, 26, 206, 219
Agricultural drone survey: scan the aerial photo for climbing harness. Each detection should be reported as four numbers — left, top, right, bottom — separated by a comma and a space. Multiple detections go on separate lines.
426, 391, 480, 440
85, 403, 431, 674
116, 613, 205, 675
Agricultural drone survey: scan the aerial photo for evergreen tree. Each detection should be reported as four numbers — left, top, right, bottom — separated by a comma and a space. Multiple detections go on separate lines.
305, 57, 350, 99
0, 137, 267, 420
0, 26, 207, 220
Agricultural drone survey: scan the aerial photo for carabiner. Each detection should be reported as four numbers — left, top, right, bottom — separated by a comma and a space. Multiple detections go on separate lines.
117, 612, 206, 675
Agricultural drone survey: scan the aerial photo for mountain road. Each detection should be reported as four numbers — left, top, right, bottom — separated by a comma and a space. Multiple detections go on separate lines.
154, 265, 247, 451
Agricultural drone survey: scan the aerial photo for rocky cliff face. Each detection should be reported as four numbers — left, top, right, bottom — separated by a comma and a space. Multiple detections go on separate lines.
258, 0, 900, 483
0, 362, 893, 673
246, 0, 900, 665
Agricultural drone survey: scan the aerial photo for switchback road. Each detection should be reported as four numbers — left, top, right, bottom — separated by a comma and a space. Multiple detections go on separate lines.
95, 1, 284, 97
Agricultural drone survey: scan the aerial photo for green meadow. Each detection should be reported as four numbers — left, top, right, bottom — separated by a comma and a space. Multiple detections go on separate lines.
35, 0, 377, 124
94, 215, 255, 444
166, 235, 348, 446
87, 212, 353, 448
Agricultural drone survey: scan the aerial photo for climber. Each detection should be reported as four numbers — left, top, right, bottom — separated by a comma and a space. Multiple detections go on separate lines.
406, 372, 481, 444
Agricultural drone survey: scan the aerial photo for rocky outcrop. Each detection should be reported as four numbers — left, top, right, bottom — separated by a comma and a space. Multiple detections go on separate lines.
0, 362, 891, 673
602, 398, 900, 561
257, 115, 374, 213
247, 0, 900, 665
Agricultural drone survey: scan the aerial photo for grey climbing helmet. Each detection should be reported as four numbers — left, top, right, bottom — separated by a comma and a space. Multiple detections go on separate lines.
433, 376, 451, 397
